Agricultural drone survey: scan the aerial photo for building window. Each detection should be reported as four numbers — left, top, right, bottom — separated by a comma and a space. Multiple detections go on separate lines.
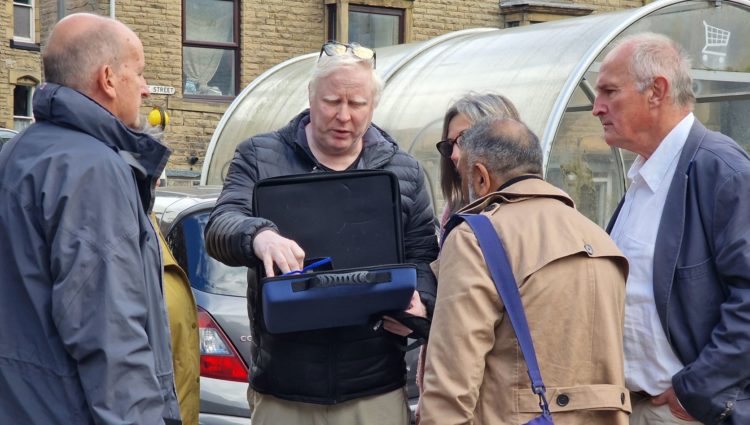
327, 4, 405, 48
13, 84, 34, 131
13, 0, 34, 42
182, 0, 239, 99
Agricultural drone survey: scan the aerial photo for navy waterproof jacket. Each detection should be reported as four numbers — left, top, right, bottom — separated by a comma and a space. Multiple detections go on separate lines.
0, 83, 181, 424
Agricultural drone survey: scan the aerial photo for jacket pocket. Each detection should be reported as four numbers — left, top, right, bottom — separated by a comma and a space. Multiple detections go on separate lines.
675, 258, 714, 280
515, 384, 631, 413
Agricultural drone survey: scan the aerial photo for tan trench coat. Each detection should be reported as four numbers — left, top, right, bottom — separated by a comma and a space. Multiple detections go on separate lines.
420, 178, 630, 425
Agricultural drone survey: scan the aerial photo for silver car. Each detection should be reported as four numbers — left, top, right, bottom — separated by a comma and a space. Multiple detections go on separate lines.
0, 128, 18, 152
154, 186, 420, 425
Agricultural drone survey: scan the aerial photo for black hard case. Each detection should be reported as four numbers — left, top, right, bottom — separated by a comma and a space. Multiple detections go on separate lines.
253, 170, 415, 333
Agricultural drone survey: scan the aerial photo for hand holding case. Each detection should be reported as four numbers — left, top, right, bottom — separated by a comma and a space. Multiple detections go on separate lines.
253, 170, 416, 333
262, 265, 416, 334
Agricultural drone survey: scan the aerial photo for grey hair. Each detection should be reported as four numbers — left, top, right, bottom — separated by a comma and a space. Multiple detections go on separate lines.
43, 15, 125, 93
440, 93, 521, 214
309, 53, 384, 106
462, 117, 542, 183
614, 32, 695, 108
443, 93, 520, 130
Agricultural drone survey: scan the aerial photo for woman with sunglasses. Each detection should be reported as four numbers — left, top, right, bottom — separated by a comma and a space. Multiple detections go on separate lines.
436, 92, 520, 228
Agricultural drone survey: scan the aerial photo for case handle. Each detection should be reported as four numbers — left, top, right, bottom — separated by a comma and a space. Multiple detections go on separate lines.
291, 271, 391, 292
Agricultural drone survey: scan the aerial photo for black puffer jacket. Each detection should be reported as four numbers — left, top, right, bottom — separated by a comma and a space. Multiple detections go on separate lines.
205, 110, 438, 404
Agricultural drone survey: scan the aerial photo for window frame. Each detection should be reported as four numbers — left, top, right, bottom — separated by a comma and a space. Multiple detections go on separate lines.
348, 5, 405, 45
327, 4, 337, 41
326, 2, 409, 47
181, 0, 240, 101
13, 0, 35, 43
13, 83, 35, 131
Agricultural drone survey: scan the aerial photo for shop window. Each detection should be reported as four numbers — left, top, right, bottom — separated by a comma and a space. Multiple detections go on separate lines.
182, 0, 239, 98
327, 3, 406, 48
14, 84, 34, 131
13, 0, 34, 42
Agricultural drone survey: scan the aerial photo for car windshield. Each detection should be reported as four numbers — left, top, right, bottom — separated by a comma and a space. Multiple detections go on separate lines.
168, 210, 248, 296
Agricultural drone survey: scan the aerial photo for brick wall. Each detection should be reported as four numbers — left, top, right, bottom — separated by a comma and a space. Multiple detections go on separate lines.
413, 1, 500, 41
1, 1, 42, 130
589, 0, 647, 12
241, 0, 324, 84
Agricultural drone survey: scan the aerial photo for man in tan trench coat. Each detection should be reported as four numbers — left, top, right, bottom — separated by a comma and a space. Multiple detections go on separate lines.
420, 117, 631, 425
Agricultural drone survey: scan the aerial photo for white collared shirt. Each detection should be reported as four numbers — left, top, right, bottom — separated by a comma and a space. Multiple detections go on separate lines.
610, 113, 695, 395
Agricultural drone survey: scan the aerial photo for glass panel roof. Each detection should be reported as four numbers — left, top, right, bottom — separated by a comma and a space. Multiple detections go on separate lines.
203, 0, 750, 223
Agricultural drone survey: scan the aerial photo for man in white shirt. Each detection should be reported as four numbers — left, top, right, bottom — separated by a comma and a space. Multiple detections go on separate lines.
593, 32, 750, 425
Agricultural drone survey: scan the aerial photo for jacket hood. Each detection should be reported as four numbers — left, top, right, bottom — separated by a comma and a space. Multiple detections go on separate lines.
33, 83, 170, 183
277, 109, 399, 169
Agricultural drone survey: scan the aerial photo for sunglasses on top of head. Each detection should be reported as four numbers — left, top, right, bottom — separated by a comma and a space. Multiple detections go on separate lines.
318, 41, 376, 68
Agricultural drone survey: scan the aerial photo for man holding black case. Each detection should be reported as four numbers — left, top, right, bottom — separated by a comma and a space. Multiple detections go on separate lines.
205, 41, 438, 425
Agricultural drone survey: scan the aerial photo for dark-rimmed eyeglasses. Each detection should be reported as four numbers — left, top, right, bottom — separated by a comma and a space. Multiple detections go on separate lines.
319, 41, 376, 69
436, 131, 465, 159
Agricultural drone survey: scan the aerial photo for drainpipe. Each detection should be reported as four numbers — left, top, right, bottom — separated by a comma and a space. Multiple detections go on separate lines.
57, 0, 65, 20
110, 0, 116, 18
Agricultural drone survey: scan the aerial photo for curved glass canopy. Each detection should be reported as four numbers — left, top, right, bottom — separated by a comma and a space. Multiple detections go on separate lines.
203, 0, 750, 227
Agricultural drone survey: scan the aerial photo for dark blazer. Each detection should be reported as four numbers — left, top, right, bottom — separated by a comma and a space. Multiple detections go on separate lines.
608, 120, 750, 424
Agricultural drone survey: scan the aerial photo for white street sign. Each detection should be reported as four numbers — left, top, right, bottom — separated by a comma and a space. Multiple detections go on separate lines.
148, 85, 176, 95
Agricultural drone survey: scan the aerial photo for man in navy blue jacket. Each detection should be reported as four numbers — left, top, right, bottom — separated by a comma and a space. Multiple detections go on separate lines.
594, 32, 750, 425
0, 13, 180, 424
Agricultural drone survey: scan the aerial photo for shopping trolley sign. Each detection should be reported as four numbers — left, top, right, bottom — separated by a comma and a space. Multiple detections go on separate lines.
702, 20, 731, 65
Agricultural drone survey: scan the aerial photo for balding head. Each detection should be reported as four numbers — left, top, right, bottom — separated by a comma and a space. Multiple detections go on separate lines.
43, 14, 149, 129
607, 32, 695, 108
593, 32, 694, 158
462, 117, 542, 179
44, 14, 132, 94
458, 117, 543, 201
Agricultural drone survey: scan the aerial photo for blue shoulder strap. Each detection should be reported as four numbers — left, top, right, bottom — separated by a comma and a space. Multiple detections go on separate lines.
454, 213, 551, 416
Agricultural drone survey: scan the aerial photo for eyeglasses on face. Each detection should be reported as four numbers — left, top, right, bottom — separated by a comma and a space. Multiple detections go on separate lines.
319, 41, 376, 68
436, 131, 465, 159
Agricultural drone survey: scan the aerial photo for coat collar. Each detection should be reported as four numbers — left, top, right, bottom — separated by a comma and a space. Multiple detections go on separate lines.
33, 83, 170, 181
458, 176, 575, 215
33, 83, 170, 212
278, 109, 399, 169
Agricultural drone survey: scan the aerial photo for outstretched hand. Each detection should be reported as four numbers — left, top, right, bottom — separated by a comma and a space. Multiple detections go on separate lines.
253, 229, 305, 277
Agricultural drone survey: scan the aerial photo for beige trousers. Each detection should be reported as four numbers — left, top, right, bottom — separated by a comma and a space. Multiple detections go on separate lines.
630, 392, 703, 425
247, 387, 410, 425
